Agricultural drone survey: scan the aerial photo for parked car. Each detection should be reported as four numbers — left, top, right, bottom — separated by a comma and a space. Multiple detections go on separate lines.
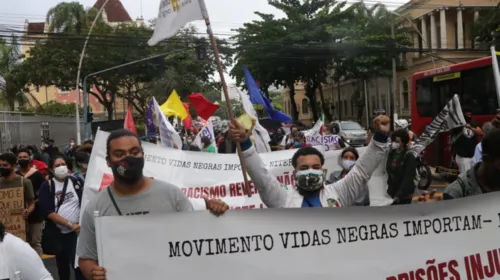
331, 121, 367, 147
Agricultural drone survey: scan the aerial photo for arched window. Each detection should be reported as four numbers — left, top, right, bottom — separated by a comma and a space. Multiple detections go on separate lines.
302, 98, 309, 114
402, 80, 409, 109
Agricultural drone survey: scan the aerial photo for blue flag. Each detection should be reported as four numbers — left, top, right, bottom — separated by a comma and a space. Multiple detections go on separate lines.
145, 99, 156, 137
243, 65, 292, 123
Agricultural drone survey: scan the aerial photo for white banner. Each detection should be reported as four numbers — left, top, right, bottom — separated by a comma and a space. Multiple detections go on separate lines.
80, 130, 393, 215
95, 192, 500, 280
306, 135, 342, 151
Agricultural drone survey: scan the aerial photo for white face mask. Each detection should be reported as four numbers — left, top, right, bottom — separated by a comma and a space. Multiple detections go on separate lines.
54, 166, 69, 179
342, 160, 356, 170
391, 142, 400, 150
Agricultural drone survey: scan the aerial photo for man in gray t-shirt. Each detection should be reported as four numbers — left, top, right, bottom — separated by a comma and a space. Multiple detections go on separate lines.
78, 129, 229, 280
77, 179, 193, 261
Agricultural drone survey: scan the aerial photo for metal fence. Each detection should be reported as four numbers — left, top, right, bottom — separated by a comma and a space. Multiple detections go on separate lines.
0, 111, 84, 152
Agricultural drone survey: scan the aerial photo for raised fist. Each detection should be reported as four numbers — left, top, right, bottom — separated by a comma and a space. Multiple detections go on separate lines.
372, 115, 391, 135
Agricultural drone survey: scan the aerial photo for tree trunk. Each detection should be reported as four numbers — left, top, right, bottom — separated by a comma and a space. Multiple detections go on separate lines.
305, 82, 319, 122
375, 78, 380, 109
318, 84, 332, 122
287, 80, 299, 121
105, 103, 114, 121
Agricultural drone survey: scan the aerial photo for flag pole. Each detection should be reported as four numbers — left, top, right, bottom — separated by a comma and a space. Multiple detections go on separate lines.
199, 4, 252, 197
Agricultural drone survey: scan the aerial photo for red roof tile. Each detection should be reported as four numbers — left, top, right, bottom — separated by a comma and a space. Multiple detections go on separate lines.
27, 22, 45, 35
93, 0, 132, 23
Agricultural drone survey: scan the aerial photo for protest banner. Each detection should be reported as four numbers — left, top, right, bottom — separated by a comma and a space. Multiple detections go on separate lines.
81, 130, 391, 214
0, 187, 26, 240
95, 191, 500, 280
306, 135, 342, 151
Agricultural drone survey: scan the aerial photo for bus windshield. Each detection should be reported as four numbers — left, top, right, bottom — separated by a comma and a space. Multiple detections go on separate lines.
415, 64, 498, 118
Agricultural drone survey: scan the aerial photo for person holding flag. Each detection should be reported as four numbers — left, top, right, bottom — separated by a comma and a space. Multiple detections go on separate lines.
228, 115, 390, 208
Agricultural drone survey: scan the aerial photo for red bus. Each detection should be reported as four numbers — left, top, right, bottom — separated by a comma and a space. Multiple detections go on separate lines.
411, 55, 499, 167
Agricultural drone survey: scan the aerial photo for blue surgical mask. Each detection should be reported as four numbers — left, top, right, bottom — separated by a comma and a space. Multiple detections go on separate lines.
295, 169, 325, 192
342, 160, 356, 170
294, 141, 301, 147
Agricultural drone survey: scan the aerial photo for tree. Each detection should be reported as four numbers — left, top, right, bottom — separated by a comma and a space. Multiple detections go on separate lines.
0, 37, 31, 110
23, 0, 234, 119
230, 11, 302, 120
469, 4, 500, 48
46, 2, 89, 34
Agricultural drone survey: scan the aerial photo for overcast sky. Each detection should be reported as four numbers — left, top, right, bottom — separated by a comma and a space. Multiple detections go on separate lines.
0, 0, 407, 85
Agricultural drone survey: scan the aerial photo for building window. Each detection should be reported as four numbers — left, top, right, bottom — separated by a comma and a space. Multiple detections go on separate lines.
402, 80, 409, 109
301, 98, 309, 114
381, 94, 387, 110
343, 100, 348, 117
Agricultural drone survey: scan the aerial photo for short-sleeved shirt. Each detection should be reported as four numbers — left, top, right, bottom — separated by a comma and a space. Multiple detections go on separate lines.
0, 175, 35, 206
77, 179, 193, 261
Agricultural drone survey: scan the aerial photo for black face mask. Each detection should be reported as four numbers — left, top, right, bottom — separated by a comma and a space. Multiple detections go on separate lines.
0, 168, 12, 177
464, 116, 472, 123
111, 156, 144, 185
18, 160, 30, 169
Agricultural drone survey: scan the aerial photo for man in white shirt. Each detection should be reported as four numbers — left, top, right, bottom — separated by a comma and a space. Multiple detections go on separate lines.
0, 222, 53, 280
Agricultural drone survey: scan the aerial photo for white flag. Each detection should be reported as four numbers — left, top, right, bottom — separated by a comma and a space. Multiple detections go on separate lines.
149, 0, 208, 46
194, 120, 217, 152
409, 94, 466, 157
153, 97, 182, 149
237, 89, 271, 153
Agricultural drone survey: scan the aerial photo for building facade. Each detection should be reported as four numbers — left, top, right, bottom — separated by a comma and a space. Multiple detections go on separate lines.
22, 0, 142, 120
283, 0, 497, 127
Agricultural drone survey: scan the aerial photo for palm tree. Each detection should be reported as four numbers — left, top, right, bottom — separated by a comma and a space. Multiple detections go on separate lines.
46, 2, 88, 34
0, 37, 29, 110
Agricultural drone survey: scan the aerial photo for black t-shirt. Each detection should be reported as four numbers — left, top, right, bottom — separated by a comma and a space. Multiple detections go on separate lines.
452, 121, 478, 158
16, 170, 46, 223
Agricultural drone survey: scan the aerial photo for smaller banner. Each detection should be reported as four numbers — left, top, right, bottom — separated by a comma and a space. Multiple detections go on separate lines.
194, 120, 217, 151
306, 135, 342, 151
95, 192, 500, 280
0, 187, 26, 241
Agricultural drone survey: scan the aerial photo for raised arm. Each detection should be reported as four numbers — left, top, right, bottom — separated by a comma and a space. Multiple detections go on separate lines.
330, 116, 390, 206
229, 121, 288, 208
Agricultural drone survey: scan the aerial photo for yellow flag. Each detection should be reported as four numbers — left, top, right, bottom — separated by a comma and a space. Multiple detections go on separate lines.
237, 113, 255, 130
160, 90, 188, 120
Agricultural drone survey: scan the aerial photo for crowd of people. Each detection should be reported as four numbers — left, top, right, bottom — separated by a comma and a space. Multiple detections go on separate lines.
1, 109, 500, 279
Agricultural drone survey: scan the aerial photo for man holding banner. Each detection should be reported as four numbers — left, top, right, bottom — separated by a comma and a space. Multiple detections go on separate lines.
77, 130, 229, 279
228, 116, 390, 208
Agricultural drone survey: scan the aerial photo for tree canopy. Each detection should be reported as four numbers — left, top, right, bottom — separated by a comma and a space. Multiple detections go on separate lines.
469, 4, 500, 48
230, 0, 411, 122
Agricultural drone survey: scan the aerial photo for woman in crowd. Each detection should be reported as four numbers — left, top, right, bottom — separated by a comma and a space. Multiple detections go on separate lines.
287, 131, 308, 149
0, 222, 54, 280
386, 129, 417, 205
38, 155, 84, 280
201, 136, 216, 153
328, 147, 369, 206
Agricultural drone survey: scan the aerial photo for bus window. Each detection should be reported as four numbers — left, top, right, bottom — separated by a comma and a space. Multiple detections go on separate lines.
415, 77, 433, 117
461, 65, 498, 115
